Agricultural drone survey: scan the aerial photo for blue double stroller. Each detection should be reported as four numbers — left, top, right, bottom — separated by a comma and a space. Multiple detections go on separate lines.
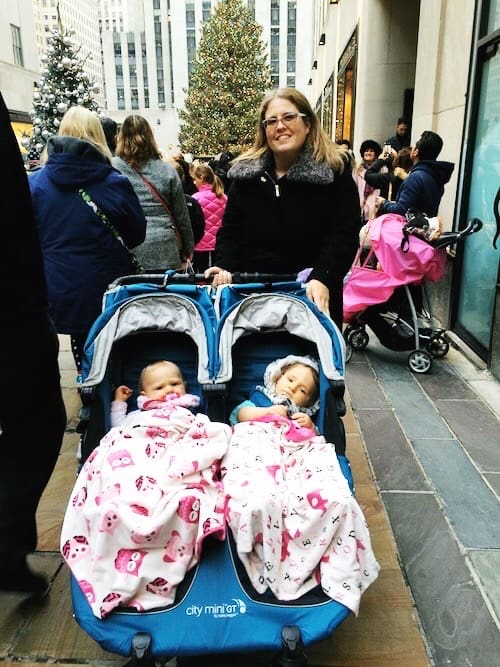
71, 272, 355, 666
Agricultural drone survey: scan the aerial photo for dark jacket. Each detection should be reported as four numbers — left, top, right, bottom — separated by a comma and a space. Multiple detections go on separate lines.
365, 157, 408, 201
185, 194, 205, 245
214, 146, 360, 325
29, 136, 147, 335
381, 160, 455, 217
384, 133, 411, 152
1, 101, 48, 317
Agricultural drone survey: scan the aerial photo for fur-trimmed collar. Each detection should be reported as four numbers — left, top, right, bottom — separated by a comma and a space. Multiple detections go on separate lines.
227, 145, 336, 185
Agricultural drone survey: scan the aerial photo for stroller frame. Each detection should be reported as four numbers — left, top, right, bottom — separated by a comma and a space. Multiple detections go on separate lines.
344, 281, 450, 373
343, 217, 483, 373
71, 272, 357, 667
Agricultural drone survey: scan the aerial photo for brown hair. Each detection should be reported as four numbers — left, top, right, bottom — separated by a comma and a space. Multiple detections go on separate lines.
115, 114, 162, 169
191, 162, 225, 198
393, 147, 412, 172
235, 87, 345, 173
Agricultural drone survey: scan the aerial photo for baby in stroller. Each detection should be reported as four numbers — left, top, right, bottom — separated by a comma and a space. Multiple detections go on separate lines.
61, 359, 231, 619
222, 355, 380, 615
111, 359, 199, 426
230, 355, 319, 431
64, 276, 381, 663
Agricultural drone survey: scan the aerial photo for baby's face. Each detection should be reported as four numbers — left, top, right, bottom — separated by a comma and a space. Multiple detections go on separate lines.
275, 364, 316, 407
141, 364, 186, 400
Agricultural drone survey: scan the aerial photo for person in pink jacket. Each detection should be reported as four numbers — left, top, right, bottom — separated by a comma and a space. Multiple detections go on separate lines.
191, 162, 227, 272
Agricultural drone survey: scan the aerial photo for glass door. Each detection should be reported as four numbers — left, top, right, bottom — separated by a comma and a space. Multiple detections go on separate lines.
455, 7, 500, 354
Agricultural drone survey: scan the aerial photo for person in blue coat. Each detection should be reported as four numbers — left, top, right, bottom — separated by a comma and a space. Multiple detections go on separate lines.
376, 130, 454, 217
29, 106, 147, 375
0, 91, 66, 594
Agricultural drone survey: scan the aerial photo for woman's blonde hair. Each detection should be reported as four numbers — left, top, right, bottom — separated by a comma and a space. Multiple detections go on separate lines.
191, 162, 225, 198
115, 114, 162, 169
58, 106, 112, 161
235, 87, 345, 173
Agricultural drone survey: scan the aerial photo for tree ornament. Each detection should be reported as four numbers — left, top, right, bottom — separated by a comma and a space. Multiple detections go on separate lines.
26, 16, 100, 155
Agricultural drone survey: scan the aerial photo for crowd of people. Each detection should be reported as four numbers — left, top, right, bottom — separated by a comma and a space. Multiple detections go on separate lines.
1, 84, 453, 599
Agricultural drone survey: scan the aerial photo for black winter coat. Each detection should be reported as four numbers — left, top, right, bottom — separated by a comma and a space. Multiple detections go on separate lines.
213, 146, 360, 325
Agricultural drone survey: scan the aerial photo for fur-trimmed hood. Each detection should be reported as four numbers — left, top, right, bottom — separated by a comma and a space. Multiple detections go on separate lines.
227, 145, 337, 185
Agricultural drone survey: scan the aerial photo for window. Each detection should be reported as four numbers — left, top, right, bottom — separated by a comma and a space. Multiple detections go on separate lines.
286, 1, 296, 85
11, 24, 23, 67
117, 87, 125, 110
202, 1, 211, 21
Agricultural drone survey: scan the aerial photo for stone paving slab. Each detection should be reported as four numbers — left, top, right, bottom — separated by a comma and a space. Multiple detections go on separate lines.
415, 362, 478, 400
468, 549, 500, 620
433, 398, 500, 472
375, 378, 453, 439
344, 359, 389, 409
484, 471, 500, 496
412, 437, 500, 548
383, 492, 500, 667
354, 408, 430, 491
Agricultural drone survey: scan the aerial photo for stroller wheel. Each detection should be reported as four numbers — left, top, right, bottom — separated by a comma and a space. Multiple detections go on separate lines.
408, 349, 432, 374
427, 335, 450, 359
345, 341, 353, 363
348, 327, 369, 351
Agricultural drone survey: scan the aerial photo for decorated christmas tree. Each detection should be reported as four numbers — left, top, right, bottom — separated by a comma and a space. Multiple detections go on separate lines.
23, 11, 101, 162
178, 0, 271, 157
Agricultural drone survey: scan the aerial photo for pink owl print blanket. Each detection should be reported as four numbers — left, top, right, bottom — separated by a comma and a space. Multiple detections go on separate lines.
60, 399, 231, 618
221, 416, 380, 615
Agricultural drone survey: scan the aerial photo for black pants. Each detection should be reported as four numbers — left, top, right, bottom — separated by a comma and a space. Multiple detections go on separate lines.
0, 315, 66, 558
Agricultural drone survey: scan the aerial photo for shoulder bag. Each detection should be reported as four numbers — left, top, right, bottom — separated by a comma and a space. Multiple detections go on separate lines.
133, 168, 182, 249
78, 188, 143, 273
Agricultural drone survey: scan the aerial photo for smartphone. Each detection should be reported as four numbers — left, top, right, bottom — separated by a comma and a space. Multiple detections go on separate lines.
383, 144, 392, 156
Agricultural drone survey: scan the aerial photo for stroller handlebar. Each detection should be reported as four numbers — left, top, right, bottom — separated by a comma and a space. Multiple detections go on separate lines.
109, 272, 301, 289
431, 217, 483, 250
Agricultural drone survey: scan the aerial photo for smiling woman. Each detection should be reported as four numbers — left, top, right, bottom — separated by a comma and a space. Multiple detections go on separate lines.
204, 87, 361, 328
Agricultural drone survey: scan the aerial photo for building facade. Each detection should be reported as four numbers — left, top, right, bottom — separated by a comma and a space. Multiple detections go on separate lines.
33, 0, 105, 107
99, 0, 314, 150
1, 0, 40, 149
4, 0, 314, 152
308, 0, 499, 380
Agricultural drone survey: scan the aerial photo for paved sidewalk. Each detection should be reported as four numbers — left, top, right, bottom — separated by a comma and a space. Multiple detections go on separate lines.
346, 335, 500, 666
2, 333, 498, 666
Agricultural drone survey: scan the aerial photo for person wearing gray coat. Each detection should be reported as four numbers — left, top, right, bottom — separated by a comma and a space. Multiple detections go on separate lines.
113, 115, 194, 271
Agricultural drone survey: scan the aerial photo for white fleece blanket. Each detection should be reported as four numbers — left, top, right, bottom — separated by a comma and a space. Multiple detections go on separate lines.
221, 416, 380, 615
61, 401, 231, 618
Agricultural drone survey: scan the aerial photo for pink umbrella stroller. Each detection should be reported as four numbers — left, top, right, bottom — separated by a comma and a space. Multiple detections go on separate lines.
342, 213, 482, 373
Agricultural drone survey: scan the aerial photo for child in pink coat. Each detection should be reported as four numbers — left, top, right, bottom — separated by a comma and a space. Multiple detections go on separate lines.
191, 162, 227, 272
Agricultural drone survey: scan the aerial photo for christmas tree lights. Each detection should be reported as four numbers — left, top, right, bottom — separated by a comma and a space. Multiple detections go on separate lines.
178, 0, 271, 156
23, 11, 101, 163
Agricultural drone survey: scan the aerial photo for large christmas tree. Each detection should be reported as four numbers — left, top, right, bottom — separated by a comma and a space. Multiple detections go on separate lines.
178, 0, 271, 157
24, 13, 101, 161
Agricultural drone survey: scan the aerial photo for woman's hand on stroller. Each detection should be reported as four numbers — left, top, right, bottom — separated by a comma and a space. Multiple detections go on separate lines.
204, 265, 233, 287
305, 279, 330, 315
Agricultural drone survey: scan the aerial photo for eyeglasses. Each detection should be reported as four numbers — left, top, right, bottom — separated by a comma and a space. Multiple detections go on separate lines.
261, 112, 307, 130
